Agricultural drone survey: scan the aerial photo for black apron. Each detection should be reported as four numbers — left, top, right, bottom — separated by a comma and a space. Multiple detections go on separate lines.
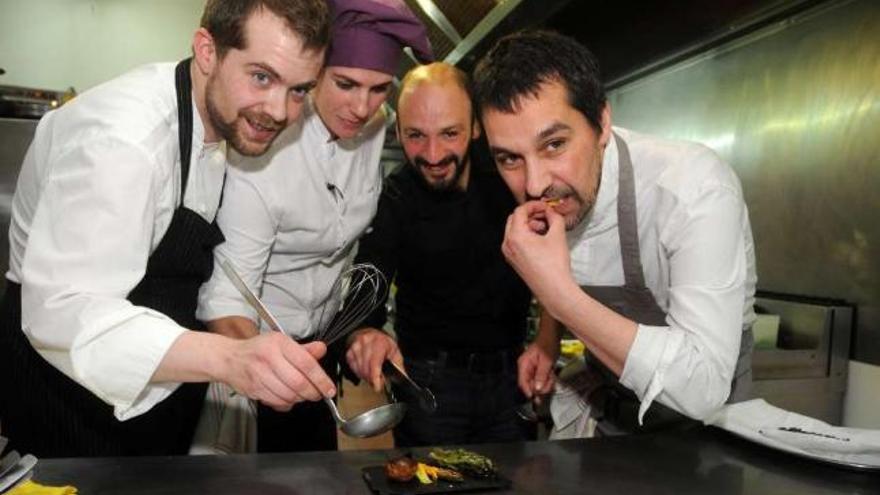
0, 59, 225, 457
581, 133, 753, 436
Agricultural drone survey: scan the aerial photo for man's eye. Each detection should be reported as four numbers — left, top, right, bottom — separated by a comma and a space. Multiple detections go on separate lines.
546, 139, 565, 152
443, 131, 459, 138
495, 155, 518, 168
335, 80, 354, 90
252, 72, 271, 86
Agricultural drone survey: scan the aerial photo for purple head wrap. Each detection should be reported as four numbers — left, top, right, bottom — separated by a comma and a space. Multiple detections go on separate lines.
326, 0, 434, 75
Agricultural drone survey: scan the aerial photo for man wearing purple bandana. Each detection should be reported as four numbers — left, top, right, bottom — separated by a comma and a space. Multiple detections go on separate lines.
197, 0, 432, 452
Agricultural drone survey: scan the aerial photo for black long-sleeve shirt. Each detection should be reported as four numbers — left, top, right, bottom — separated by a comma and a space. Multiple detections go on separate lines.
354, 158, 531, 356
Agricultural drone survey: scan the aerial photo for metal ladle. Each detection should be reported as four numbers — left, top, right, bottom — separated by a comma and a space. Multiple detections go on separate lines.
220, 260, 406, 438
323, 398, 405, 438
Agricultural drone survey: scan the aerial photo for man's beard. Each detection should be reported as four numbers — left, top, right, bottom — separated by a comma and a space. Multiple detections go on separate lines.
409, 142, 470, 193
528, 158, 602, 231
205, 76, 284, 157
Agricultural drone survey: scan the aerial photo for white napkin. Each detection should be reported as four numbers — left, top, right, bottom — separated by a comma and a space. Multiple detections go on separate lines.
548, 359, 602, 439
189, 382, 257, 455
708, 399, 880, 468
0, 451, 37, 494
549, 382, 595, 439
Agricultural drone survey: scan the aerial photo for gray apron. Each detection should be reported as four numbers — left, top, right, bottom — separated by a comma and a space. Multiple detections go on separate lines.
580, 133, 753, 436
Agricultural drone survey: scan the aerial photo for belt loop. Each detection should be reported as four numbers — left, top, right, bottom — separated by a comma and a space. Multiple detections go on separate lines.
467, 353, 476, 372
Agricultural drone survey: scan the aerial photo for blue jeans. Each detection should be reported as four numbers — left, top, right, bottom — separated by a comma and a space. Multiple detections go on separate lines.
392, 352, 535, 447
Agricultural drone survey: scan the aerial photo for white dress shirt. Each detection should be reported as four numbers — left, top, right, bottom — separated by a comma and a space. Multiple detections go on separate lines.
568, 126, 757, 421
197, 98, 386, 339
7, 63, 228, 420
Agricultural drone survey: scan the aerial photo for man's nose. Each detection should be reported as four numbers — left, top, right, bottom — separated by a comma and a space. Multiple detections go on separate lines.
425, 138, 444, 164
524, 160, 550, 200
265, 89, 287, 123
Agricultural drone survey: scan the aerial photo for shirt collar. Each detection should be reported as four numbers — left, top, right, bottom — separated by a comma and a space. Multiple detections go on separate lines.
303, 96, 334, 144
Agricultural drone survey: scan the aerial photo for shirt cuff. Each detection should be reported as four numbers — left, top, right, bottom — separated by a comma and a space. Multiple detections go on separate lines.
196, 295, 258, 325
69, 309, 186, 420
619, 323, 684, 424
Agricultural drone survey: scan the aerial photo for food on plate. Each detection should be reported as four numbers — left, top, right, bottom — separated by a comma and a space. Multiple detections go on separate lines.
385, 455, 418, 482
428, 448, 497, 479
414, 462, 464, 484
384, 455, 464, 485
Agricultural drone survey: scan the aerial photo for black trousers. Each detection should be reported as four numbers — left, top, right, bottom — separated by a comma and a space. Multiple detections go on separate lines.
392, 351, 536, 447
256, 353, 339, 452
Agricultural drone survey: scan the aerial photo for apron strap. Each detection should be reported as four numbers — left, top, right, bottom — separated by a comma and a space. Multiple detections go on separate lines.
613, 132, 648, 290
175, 58, 194, 205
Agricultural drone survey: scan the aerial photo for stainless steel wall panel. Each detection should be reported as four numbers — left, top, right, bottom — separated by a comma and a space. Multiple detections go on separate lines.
0, 118, 36, 292
607, 0, 880, 363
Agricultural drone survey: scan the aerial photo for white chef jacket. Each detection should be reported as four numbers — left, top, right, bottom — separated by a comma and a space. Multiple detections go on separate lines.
197, 98, 386, 339
7, 63, 228, 420
567, 126, 757, 421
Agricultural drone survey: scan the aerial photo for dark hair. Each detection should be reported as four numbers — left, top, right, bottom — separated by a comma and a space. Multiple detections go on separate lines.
201, 0, 330, 58
472, 30, 606, 131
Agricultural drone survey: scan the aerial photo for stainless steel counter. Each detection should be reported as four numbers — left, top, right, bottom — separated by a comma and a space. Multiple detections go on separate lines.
30, 426, 880, 494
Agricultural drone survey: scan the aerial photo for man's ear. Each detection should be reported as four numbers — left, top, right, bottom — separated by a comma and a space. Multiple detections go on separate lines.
597, 102, 612, 147
192, 27, 218, 75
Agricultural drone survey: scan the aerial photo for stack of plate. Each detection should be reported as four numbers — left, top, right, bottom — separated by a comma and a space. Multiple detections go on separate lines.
0, 436, 37, 494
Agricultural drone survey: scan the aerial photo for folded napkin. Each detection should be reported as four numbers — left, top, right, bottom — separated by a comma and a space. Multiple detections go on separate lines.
0, 451, 37, 494
708, 398, 880, 468
548, 358, 602, 439
5, 480, 77, 495
189, 382, 257, 455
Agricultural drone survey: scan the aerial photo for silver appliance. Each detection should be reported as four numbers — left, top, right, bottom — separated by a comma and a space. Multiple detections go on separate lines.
752, 293, 854, 425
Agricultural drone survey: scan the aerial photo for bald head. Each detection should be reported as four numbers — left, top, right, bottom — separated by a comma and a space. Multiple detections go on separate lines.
396, 62, 479, 191
399, 62, 470, 103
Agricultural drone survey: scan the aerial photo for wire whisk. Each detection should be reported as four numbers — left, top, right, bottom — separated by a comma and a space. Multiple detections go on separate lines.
313, 263, 388, 346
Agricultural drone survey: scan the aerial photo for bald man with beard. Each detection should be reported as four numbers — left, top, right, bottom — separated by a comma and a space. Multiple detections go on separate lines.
345, 63, 535, 447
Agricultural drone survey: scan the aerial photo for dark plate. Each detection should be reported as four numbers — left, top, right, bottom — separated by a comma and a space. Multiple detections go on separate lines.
361, 466, 512, 495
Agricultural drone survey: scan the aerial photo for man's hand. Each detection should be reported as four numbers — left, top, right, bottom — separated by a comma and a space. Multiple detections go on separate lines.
345, 327, 403, 392
502, 201, 575, 305
219, 332, 336, 412
517, 339, 559, 403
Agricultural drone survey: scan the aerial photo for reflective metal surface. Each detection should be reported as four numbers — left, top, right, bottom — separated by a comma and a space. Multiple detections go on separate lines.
326, 399, 406, 438
752, 295, 853, 423
607, 0, 880, 363
32, 426, 880, 494
445, 0, 525, 65
382, 360, 437, 412
0, 118, 37, 293
413, 0, 462, 43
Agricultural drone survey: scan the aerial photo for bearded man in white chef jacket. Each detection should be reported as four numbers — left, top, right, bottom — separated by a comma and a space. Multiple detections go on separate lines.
472, 30, 757, 436
0, 0, 337, 457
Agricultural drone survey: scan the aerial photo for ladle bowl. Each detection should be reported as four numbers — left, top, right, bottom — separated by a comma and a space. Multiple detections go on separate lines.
324, 398, 406, 438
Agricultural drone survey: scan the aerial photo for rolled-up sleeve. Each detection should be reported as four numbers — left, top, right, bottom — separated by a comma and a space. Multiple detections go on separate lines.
619, 179, 748, 422
20, 138, 186, 421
